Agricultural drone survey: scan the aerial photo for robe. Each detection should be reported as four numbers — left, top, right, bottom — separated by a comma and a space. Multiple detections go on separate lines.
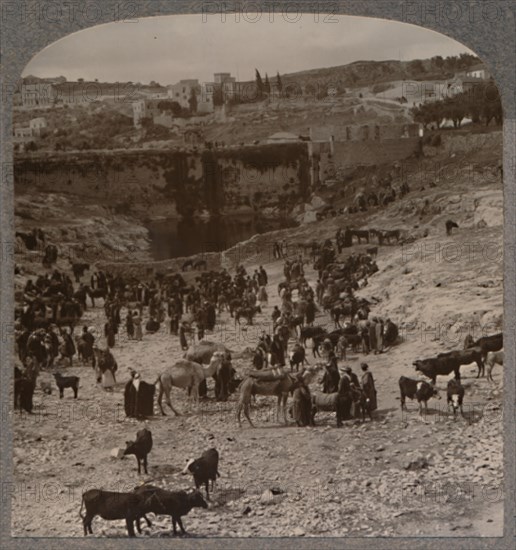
124, 378, 155, 418
361, 371, 377, 411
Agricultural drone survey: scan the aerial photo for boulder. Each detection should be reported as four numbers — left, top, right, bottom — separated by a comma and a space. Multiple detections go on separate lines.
310, 195, 327, 209
110, 447, 125, 459
302, 211, 318, 224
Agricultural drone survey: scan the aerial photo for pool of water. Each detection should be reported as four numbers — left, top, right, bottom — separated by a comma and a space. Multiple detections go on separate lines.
146, 216, 296, 260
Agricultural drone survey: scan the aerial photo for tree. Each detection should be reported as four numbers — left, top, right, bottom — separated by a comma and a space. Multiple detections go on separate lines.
255, 69, 264, 99
411, 102, 442, 129
408, 59, 425, 76
188, 88, 198, 113
432, 56, 444, 69
276, 71, 283, 92
157, 100, 182, 116
264, 73, 270, 95
442, 97, 466, 128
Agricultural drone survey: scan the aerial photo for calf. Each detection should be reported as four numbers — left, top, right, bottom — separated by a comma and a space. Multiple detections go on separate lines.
123, 428, 153, 474
181, 448, 220, 500
80, 489, 149, 537
289, 344, 306, 372
446, 379, 465, 417
53, 372, 79, 399
399, 376, 440, 415
138, 487, 207, 536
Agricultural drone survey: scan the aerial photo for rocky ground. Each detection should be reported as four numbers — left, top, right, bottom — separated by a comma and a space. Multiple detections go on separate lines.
12, 132, 504, 537
15, 192, 152, 269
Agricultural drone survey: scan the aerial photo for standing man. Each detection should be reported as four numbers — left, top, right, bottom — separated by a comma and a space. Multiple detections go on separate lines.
368, 318, 377, 355
360, 362, 377, 412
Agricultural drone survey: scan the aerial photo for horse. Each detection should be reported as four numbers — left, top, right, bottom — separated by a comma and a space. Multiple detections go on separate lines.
380, 230, 401, 244
234, 305, 261, 325
85, 287, 108, 307
236, 364, 321, 427
351, 230, 370, 244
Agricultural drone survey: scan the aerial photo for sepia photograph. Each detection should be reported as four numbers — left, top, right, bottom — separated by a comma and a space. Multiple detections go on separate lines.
10, 10, 504, 539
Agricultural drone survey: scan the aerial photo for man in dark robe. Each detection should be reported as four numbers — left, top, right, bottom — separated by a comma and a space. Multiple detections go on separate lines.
383, 318, 399, 346
360, 363, 377, 411
124, 371, 155, 418
336, 372, 352, 426
104, 321, 116, 348
179, 322, 189, 350
322, 353, 340, 394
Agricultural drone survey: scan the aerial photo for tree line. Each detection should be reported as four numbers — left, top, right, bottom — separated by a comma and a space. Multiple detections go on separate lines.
411, 80, 503, 129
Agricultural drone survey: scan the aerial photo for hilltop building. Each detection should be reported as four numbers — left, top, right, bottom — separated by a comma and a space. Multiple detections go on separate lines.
308, 122, 422, 188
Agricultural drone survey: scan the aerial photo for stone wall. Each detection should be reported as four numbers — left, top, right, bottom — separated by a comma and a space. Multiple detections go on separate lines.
311, 137, 421, 184
14, 143, 311, 219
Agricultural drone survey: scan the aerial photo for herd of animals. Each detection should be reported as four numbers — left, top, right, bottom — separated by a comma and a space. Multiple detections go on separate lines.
13, 220, 504, 537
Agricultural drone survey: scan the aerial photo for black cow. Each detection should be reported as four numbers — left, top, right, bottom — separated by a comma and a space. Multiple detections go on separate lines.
399, 376, 440, 415
181, 448, 220, 500
135, 487, 207, 536
123, 428, 153, 474
447, 379, 465, 417
299, 325, 326, 346
413, 355, 462, 384
437, 347, 485, 378
80, 489, 149, 537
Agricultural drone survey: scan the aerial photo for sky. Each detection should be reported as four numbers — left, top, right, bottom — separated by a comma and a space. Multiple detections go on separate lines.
22, 14, 476, 85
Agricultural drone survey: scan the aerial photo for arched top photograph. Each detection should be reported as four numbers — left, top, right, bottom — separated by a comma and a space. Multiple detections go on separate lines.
11, 12, 503, 540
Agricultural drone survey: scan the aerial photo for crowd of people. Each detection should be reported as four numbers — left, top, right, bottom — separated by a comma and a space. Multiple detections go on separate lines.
15, 218, 398, 427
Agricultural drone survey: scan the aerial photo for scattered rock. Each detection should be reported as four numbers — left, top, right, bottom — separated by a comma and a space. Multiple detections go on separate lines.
110, 447, 125, 459
404, 456, 429, 471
